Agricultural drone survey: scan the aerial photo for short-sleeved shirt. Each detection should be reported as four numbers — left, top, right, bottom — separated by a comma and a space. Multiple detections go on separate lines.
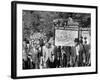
43, 45, 54, 62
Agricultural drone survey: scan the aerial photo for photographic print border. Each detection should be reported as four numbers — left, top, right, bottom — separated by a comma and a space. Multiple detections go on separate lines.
11, 1, 98, 79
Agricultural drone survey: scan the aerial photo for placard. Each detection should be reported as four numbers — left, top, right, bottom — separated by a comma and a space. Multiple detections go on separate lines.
55, 29, 78, 46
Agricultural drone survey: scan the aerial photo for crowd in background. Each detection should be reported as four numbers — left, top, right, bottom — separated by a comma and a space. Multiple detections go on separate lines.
22, 35, 91, 69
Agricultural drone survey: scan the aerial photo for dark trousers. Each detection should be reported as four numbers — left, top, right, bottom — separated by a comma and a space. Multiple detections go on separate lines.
46, 58, 57, 68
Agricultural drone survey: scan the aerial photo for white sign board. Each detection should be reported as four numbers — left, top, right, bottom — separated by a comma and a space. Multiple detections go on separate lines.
55, 29, 78, 46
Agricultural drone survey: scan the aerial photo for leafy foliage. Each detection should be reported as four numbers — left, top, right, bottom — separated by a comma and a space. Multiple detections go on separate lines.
22, 10, 91, 40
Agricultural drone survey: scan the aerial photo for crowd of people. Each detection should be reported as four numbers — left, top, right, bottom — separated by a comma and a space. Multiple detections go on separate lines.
22, 35, 91, 69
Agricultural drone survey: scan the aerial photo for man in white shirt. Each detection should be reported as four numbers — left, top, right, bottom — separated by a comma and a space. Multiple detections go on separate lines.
42, 42, 54, 68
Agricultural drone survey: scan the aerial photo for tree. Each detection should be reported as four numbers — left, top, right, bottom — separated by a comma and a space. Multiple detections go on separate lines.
22, 10, 91, 40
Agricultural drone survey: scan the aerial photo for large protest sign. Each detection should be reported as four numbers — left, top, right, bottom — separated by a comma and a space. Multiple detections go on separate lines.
55, 29, 78, 46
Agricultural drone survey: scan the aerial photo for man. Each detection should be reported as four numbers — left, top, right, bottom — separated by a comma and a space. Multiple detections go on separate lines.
61, 46, 67, 67
22, 41, 28, 69
22, 40, 31, 69
42, 42, 55, 68
78, 39, 85, 66
28, 43, 39, 69
70, 38, 80, 67
54, 46, 61, 68
83, 40, 91, 66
